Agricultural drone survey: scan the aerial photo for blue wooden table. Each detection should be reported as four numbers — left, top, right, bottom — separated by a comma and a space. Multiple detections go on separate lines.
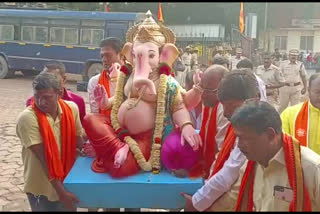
63, 157, 203, 209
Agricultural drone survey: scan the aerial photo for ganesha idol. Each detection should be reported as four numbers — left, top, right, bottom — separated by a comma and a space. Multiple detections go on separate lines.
83, 11, 202, 178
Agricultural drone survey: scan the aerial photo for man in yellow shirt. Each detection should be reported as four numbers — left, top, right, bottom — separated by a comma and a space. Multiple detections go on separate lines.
16, 72, 84, 211
207, 101, 320, 211
281, 73, 320, 155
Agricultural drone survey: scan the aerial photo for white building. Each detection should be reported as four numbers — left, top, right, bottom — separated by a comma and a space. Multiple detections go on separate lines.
260, 19, 320, 54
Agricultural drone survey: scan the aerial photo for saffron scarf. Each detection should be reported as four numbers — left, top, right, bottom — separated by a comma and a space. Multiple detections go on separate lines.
98, 70, 111, 117
294, 100, 309, 147
189, 103, 219, 179
32, 99, 77, 181
210, 124, 237, 178
235, 133, 312, 211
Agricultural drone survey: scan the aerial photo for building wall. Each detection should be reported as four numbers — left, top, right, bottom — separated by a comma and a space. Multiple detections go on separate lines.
287, 31, 301, 51
260, 29, 320, 53
314, 31, 320, 51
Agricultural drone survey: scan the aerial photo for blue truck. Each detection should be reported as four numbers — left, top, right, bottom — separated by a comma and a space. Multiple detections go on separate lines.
0, 8, 143, 89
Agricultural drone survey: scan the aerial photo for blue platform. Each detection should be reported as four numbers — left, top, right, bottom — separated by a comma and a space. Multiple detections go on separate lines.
63, 157, 203, 209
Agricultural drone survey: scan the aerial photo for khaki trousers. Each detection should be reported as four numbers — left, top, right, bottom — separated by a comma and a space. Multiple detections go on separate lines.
278, 85, 301, 113
175, 71, 186, 88
267, 94, 279, 112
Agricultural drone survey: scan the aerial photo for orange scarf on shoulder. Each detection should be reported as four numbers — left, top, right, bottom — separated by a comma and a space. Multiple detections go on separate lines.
235, 133, 312, 211
210, 124, 237, 178
98, 70, 111, 117
32, 99, 77, 181
294, 100, 309, 147
189, 104, 219, 179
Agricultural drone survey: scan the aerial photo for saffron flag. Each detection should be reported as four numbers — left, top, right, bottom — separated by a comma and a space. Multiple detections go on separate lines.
239, 2, 244, 33
158, 2, 164, 23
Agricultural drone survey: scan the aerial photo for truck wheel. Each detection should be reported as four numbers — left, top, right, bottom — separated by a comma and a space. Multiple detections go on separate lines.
0, 56, 13, 79
86, 63, 103, 80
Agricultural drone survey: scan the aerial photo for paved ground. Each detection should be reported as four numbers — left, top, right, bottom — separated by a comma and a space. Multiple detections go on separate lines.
0, 69, 315, 211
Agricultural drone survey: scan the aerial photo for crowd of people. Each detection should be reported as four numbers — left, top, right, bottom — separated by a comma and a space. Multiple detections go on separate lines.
15, 12, 320, 212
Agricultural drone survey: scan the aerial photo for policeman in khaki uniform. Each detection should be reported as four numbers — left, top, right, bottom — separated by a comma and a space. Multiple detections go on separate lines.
191, 47, 199, 71
278, 49, 308, 113
182, 45, 192, 73
214, 46, 224, 58
231, 48, 245, 70
256, 53, 286, 110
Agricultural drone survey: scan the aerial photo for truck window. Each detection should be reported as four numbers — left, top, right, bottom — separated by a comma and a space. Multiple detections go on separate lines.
50, 27, 78, 45
0, 25, 14, 41
80, 28, 104, 46
21, 26, 48, 43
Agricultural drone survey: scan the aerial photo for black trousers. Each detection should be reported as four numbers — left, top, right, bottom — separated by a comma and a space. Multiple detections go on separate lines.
26, 193, 66, 212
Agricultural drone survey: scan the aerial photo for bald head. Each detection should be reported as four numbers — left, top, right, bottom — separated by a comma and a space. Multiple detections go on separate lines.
202, 64, 227, 81
200, 65, 228, 107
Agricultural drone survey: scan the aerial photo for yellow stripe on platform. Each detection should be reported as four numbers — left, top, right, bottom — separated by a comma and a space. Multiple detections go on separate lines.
88, 47, 96, 50
19, 42, 26, 45
44, 44, 51, 47
0, 41, 6, 44
66, 46, 73, 49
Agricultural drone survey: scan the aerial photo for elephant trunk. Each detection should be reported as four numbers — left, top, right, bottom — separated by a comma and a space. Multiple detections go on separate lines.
133, 52, 156, 95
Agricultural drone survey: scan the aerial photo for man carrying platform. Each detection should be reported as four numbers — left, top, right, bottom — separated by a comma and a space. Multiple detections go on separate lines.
16, 72, 84, 211
207, 101, 320, 211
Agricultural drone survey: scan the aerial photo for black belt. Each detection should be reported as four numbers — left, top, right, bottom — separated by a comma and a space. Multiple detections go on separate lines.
286, 82, 301, 87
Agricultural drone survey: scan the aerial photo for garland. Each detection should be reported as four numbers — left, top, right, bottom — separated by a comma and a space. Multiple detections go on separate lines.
111, 63, 171, 174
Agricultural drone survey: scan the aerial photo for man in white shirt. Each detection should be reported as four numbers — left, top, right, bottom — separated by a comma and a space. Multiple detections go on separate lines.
87, 37, 123, 113
85, 37, 124, 212
178, 65, 230, 180
236, 58, 267, 102
182, 70, 261, 211
208, 101, 320, 211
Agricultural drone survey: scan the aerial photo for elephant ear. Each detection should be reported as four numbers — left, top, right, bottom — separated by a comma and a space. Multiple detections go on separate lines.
121, 42, 133, 64
160, 43, 179, 67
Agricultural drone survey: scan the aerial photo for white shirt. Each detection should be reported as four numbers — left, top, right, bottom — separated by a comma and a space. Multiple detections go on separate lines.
191, 103, 247, 211
190, 109, 202, 130
87, 73, 116, 113
254, 74, 267, 102
192, 138, 246, 211
214, 103, 230, 150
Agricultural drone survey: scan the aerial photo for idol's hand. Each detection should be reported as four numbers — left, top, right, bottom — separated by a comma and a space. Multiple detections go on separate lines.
181, 125, 202, 151
193, 69, 202, 85
114, 144, 129, 168
172, 169, 189, 178
93, 84, 109, 110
